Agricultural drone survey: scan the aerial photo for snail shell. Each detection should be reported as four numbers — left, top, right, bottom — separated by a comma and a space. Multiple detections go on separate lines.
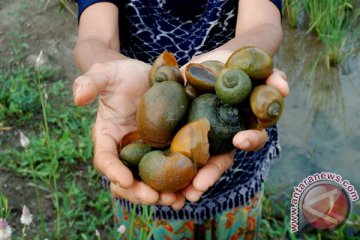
184, 83, 198, 101
226, 46, 273, 80
250, 84, 284, 129
149, 51, 184, 85
119, 142, 152, 167
139, 151, 197, 192
200, 60, 225, 77
215, 68, 252, 105
170, 118, 210, 166
188, 93, 246, 154
185, 62, 221, 93
136, 81, 189, 148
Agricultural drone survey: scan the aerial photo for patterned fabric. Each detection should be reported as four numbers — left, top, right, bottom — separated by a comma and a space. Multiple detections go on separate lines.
78, 0, 282, 224
114, 190, 263, 240
76, 0, 282, 66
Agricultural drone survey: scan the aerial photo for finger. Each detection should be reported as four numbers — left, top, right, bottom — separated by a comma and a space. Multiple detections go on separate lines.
93, 133, 134, 188
192, 152, 234, 192
232, 129, 268, 151
73, 62, 115, 106
171, 194, 186, 211
110, 181, 159, 205
266, 69, 289, 97
181, 184, 203, 203
158, 192, 177, 206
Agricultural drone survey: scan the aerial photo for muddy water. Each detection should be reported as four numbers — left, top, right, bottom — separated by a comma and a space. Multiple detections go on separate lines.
268, 23, 360, 193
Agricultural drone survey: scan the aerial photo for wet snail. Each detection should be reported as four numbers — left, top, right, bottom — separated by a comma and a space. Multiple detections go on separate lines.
120, 47, 285, 192
121, 118, 210, 192
225, 46, 273, 80
149, 51, 184, 85
185, 60, 225, 93
136, 80, 189, 148
250, 85, 284, 129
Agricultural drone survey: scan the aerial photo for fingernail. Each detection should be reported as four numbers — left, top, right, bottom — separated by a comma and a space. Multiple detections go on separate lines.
238, 140, 250, 149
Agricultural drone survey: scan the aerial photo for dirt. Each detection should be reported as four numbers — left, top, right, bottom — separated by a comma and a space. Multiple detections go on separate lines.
0, 0, 79, 237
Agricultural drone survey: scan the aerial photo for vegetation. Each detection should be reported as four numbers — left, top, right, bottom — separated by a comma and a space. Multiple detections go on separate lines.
283, 0, 360, 67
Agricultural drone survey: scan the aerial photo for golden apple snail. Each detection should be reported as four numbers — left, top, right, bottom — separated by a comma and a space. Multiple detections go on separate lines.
170, 118, 210, 166
136, 81, 189, 148
149, 51, 183, 85
250, 84, 284, 129
185, 61, 224, 93
119, 142, 152, 166
188, 93, 246, 154
225, 46, 273, 80
139, 151, 197, 192
215, 68, 252, 105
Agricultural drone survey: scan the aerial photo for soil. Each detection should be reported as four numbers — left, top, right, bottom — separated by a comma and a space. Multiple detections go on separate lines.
0, 0, 79, 237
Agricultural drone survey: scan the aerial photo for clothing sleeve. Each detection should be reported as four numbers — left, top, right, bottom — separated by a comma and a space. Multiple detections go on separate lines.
270, 0, 282, 14
76, 0, 119, 20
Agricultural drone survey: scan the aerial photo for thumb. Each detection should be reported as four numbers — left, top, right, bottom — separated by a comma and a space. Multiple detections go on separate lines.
73, 62, 115, 106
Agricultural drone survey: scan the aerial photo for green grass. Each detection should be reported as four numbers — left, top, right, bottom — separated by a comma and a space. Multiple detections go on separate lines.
284, 0, 360, 67
283, 0, 303, 28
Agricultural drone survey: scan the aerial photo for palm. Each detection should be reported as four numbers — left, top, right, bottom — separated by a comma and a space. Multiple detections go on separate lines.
92, 59, 151, 145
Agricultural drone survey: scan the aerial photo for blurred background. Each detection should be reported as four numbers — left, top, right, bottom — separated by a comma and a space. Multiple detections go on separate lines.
0, 0, 359, 239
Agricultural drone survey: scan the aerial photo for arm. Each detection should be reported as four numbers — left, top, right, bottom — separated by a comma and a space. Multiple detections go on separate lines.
73, 2, 125, 72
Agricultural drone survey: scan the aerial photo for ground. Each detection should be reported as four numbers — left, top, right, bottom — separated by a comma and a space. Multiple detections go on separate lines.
0, 0, 80, 237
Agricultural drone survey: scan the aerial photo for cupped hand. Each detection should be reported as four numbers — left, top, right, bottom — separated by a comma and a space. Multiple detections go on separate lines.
181, 68, 289, 202
73, 59, 184, 206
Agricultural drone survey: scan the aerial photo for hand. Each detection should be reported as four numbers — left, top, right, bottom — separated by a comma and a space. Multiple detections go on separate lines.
73, 59, 184, 206
181, 68, 289, 202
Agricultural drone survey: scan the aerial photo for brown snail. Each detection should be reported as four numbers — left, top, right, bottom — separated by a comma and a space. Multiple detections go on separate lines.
250, 84, 284, 129
170, 118, 210, 166
185, 60, 224, 93
136, 81, 189, 148
215, 68, 252, 105
139, 151, 197, 192
188, 93, 246, 154
149, 51, 183, 85
225, 46, 273, 80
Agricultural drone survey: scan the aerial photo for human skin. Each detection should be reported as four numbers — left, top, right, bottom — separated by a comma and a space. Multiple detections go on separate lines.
73, 0, 289, 210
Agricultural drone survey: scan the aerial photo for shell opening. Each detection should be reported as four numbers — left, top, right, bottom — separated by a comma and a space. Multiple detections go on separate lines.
267, 102, 281, 118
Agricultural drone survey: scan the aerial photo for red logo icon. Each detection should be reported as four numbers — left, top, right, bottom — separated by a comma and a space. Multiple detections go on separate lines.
301, 182, 351, 230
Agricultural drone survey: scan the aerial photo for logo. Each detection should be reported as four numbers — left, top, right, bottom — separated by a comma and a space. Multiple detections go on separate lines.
301, 182, 350, 230
290, 172, 359, 233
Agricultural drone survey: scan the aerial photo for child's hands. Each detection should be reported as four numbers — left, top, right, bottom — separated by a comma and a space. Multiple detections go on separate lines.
181, 69, 289, 202
72, 59, 184, 206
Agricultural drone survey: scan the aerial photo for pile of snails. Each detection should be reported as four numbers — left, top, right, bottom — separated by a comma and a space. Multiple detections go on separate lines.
119, 46, 284, 192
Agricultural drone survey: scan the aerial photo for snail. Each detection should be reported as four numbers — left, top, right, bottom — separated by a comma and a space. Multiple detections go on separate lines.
185, 60, 225, 93
184, 84, 198, 101
188, 93, 246, 154
250, 84, 284, 129
136, 81, 189, 148
149, 51, 183, 85
139, 151, 197, 192
170, 117, 210, 166
215, 68, 252, 105
119, 142, 152, 167
225, 46, 273, 80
